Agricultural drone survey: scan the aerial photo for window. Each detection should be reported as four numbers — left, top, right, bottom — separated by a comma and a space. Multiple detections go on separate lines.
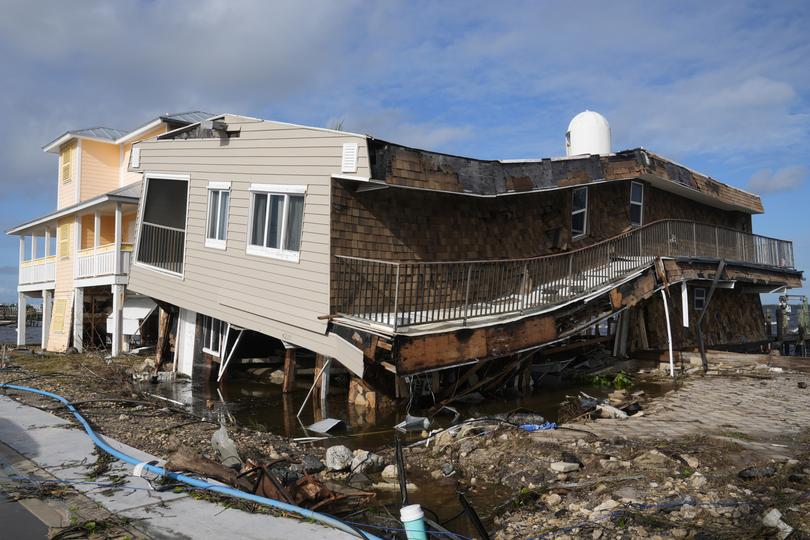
571, 187, 588, 238
630, 181, 644, 226
60, 143, 74, 184
694, 287, 707, 311
201, 315, 224, 356
205, 182, 230, 249
247, 184, 306, 262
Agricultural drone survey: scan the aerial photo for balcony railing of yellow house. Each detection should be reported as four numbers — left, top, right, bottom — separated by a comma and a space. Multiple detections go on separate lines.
19, 256, 57, 285
76, 243, 134, 279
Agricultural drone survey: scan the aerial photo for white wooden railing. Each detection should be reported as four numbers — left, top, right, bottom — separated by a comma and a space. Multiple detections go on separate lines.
76, 244, 133, 279
19, 257, 56, 285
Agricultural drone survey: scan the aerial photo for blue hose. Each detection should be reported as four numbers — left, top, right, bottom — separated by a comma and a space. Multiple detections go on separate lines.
0, 383, 379, 540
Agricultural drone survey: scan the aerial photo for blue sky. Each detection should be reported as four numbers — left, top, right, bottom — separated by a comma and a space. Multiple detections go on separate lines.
0, 1, 808, 302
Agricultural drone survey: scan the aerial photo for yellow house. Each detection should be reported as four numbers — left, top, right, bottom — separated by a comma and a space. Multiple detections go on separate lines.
7, 112, 212, 355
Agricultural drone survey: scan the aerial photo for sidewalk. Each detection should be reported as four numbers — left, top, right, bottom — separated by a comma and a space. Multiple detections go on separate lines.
0, 395, 354, 539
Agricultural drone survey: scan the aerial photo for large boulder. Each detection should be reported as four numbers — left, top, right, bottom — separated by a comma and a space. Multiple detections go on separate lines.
325, 445, 353, 471
350, 449, 386, 474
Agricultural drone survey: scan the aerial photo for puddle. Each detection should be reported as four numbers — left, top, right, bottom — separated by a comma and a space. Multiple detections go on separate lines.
140, 365, 674, 535
0, 491, 49, 539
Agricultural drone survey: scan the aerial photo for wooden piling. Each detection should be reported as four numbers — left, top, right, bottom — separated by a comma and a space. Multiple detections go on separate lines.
282, 347, 297, 394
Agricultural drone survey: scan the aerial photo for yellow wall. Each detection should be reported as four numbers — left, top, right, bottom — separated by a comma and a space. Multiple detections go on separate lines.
57, 141, 78, 209
80, 140, 120, 201
48, 216, 76, 351
121, 125, 166, 186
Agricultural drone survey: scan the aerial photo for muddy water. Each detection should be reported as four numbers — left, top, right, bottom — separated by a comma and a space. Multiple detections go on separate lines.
0, 492, 49, 539
142, 370, 674, 536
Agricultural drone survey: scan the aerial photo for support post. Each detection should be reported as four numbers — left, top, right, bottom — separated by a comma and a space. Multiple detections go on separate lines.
41, 289, 52, 350
282, 346, 297, 394
30, 233, 36, 261
681, 282, 689, 328
73, 287, 84, 353
111, 283, 124, 357
697, 259, 726, 372
93, 210, 100, 276
16, 292, 27, 347
44, 229, 51, 257
114, 202, 122, 274
661, 289, 675, 378
18, 236, 25, 283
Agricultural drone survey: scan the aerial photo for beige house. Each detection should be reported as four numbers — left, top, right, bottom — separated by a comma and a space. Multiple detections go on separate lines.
8, 112, 211, 355
125, 113, 800, 398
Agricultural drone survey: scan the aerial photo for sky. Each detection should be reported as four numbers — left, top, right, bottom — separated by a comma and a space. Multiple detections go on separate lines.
0, 0, 808, 302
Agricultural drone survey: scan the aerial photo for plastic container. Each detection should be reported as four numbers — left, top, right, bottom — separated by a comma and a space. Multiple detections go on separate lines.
400, 504, 428, 540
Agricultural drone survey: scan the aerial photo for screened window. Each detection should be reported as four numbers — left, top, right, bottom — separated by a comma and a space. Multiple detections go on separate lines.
694, 288, 707, 311
202, 315, 223, 356
630, 181, 644, 227
571, 187, 588, 237
205, 185, 230, 249
247, 185, 305, 261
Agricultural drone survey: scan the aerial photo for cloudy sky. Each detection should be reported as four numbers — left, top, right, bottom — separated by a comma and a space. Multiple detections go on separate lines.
0, 1, 808, 301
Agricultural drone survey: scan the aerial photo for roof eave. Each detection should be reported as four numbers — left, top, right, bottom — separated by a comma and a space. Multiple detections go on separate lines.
6, 192, 140, 235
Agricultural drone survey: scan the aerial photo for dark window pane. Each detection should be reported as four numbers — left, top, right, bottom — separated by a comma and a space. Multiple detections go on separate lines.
630, 204, 642, 226
143, 178, 187, 229
572, 187, 587, 211
266, 195, 284, 249
572, 212, 586, 235
631, 182, 643, 203
285, 195, 304, 251
218, 191, 229, 240
251, 194, 267, 246
207, 191, 219, 239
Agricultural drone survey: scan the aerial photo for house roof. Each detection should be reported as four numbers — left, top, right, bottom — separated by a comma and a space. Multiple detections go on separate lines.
6, 182, 142, 235
43, 111, 214, 152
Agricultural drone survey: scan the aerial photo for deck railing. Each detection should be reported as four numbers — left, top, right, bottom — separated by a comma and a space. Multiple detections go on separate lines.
19, 256, 56, 285
333, 219, 795, 330
76, 244, 133, 279
136, 222, 185, 275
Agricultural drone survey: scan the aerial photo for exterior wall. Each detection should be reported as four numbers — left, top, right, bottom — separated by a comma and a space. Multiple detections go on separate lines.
331, 179, 753, 263
121, 125, 166, 186
47, 216, 77, 351
127, 116, 371, 364
57, 141, 78, 209
627, 285, 766, 351
80, 140, 120, 201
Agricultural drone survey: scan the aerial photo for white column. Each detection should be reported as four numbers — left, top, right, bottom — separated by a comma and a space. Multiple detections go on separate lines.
111, 284, 124, 357
30, 233, 36, 260
73, 215, 81, 279
73, 287, 84, 353
16, 292, 27, 347
93, 210, 101, 276
114, 202, 122, 274
661, 289, 675, 378
44, 229, 51, 257
41, 289, 52, 350
18, 236, 25, 283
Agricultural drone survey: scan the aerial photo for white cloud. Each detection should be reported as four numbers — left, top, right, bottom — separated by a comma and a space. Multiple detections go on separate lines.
746, 166, 806, 194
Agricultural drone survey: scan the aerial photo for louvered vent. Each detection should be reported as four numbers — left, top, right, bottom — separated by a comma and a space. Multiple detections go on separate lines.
341, 143, 358, 173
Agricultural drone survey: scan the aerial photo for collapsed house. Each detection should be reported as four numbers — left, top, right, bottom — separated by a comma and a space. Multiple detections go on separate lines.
10, 110, 803, 404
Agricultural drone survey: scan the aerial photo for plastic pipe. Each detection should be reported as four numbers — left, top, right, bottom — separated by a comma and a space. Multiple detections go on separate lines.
0, 383, 378, 540
399, 504, 428, 540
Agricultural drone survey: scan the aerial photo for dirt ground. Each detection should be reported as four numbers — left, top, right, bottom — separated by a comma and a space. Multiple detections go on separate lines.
1, 349, 809, 539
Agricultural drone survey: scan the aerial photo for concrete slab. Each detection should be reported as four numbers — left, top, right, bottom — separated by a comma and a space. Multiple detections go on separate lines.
0, 395, 355, 539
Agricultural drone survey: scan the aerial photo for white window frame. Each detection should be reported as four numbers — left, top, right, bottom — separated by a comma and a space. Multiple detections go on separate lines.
201, 315, 224, 357
571, 186, 588, 239
630, 181, 644, 227
246, 184, 307, 263
205, 181, 231, 250
694, 287, 707, 311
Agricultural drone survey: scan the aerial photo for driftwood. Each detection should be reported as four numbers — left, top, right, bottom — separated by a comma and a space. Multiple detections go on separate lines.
165, 448, 252, 492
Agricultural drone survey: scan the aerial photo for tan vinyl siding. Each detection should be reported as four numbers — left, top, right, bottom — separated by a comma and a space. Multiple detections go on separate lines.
121, 125, 166, 186
80, 140, 120, 201
58, 141, 78, 209
127, 116, 370, 362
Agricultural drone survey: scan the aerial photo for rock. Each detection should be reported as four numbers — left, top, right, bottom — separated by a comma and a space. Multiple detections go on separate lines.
268, 370, 285, 384
798, 381, 807, 389
592, 499, 620, 514
350, 449, 385, 474
762, 508, 793, 540
324, 445, 353, 471
550, 461, 581, 473
738, 466, 776, 480
441, 463, 455, 476
599, 459, 621, 471
381, 464, 398, 480
679, 504, 698, 520
689, 473, 708, 490
633, 450, 671, 467
348, 473, 371, 489
561, 451, 583, 467
592, 530, 603, 540
596, 404, 628, 419
671, 528, 687, 539
430, 469, 443, 479
679, 454, 700, 469
292, 454, 325, 474
543, 493, 562, 507
614, 486, 641, 503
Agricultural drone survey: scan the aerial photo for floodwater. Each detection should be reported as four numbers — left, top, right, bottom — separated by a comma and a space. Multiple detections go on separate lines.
142, 365, 674, 535
0, 491, 49, 539
0, 323, 40, 346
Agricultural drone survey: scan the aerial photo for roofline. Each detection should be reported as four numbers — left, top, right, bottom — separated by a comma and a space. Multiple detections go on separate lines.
6, 191, 139, 235
115, 118, 164, 145
156, 113, 370, 141
42, 132, 121, 153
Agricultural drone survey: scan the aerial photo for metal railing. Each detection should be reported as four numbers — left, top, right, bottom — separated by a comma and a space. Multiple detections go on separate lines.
136, 222, 185, 275
333, 219, 795, 330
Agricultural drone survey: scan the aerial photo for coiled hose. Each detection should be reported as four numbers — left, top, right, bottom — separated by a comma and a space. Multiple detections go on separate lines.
0, 383, 379, 540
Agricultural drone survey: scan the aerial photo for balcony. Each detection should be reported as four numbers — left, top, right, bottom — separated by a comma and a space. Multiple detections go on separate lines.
19, 256, 56, 286
76, 243, 133, 279
136, 222, 185, 275
333, 219, 796, 331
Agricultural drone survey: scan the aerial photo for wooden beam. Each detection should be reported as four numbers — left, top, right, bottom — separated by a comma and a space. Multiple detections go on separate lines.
282, 347, 297, 394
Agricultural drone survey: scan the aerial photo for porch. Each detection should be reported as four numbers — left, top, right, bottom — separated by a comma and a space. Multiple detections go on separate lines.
332, 219, 796, 333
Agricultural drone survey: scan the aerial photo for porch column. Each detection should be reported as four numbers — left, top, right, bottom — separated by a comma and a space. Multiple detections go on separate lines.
111, 284, 124, 357
16, 292, 27, 347
73, 287, 84, 353
114, 202, 122, 274
41, 289, 53, 350
93, 210, 101, 276
44, 229, 51, 257
30, 233, 36, 260
73, 215, 81, 279
18, 236, 24, 283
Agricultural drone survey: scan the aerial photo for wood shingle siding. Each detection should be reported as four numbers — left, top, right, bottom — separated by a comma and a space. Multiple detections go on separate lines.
126, 116, 369, 370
